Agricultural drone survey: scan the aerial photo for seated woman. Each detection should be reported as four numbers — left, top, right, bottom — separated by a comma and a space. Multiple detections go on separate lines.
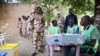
80, 15, 99, 55
46, 20, 60, 56
63, 18, 80, 56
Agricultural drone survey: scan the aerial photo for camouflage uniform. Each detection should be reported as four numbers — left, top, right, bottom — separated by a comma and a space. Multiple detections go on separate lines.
30, 14, 45, 53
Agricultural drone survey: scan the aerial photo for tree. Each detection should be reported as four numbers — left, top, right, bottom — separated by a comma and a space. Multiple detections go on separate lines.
38, 0, 61, 22
20, 0, 95, 16
0, 0, 95, 15
61, 0, 94, 14
95, 0, 100, 16
19, 0, 95, 25
0, 0, 5, 3
19, 0, 33, 3
20, 0, 62, 23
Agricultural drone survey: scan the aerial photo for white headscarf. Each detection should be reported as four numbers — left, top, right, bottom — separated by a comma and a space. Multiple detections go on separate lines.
54, 9, 61, 16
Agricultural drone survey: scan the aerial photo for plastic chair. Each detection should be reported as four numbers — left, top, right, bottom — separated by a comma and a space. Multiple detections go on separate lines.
0, 34, 5, 45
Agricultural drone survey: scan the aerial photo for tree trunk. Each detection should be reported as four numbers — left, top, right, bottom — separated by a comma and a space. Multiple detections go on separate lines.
95, 0, 100, 16
95, 0, 100, 55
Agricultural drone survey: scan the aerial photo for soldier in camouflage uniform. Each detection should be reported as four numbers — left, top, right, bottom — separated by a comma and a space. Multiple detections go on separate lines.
30, 7, 45, 56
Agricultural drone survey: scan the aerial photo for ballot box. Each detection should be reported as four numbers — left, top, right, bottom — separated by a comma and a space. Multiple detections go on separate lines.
45, 34, 85, 46
61, 34, 85, 45
45, 34, 63, 45
0, 43, 19, 56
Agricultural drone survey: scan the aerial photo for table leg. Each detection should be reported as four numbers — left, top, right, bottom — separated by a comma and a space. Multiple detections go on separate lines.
46, 45, 54, 56
46, 45, 49, 56
50, 45, 54, 56
76, 45, 80, 56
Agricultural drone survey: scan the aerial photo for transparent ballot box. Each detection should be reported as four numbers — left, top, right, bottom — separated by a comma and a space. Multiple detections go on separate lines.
45, 34, 86, 56
45, 34, 85, 46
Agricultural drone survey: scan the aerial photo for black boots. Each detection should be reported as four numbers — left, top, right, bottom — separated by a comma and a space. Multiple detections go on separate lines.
38, 49, 44, 53
31, 53, 36, 56
38, 45, 44, 53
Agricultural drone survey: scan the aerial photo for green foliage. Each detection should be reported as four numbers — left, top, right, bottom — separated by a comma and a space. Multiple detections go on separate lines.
19, 0, 94, 14
36, 0, 60, 21
0, 0, 95, 21
61, 0, 94, 14
19, 0, 95, 20
0, 0, 5, 3
20, 0, 32, 3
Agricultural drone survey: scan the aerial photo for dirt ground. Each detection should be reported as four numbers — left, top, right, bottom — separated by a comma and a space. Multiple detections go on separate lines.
0, 3, 63, 56
5, 29, 63, 56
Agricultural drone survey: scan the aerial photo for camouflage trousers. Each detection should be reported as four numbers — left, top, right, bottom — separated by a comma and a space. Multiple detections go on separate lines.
30, 29, 44, 53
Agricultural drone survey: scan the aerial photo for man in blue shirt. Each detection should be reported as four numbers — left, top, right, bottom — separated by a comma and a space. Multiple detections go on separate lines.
64, 8, 78, 33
